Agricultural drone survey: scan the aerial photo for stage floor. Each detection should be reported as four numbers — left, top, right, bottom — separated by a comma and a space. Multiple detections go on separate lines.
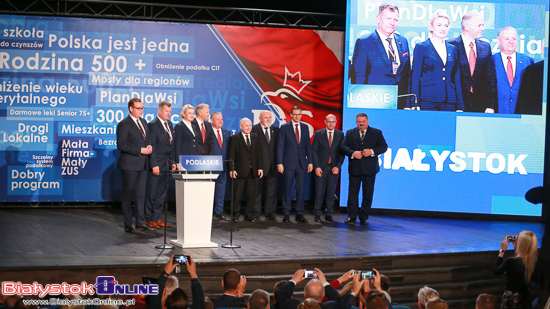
0, 207, 545, 268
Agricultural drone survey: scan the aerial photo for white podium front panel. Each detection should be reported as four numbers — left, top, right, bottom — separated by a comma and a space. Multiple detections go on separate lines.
171, 174, 218, 248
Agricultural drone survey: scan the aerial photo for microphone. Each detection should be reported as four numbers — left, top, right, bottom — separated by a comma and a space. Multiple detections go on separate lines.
398, 93, 419, 110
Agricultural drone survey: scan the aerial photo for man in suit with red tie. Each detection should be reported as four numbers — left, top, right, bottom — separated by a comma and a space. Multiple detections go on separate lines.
228, 118, 263, 222
191, 103, 215, 155
211, 111, 231, 220
341, 113, 388, 225
145, 101, 176, 229
311, 114, 345, 223
252, 111, 279, 221
448, 10, 497, 113
277, 105, 313, 223
493, 27, 534, 114
117, 98, 153, 233
351, 3, 411, 109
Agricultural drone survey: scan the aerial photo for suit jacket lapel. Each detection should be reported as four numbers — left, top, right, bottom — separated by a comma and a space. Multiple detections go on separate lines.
373, 32, 391, 68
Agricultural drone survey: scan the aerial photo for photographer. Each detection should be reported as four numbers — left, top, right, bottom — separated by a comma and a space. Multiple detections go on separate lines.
278, 268, 362, 309
149, 255, 205, 309
494, 231, 538, 309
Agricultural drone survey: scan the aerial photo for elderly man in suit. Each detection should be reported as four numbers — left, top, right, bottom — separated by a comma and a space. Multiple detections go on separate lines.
277, 105, 313, 223
116, 97, 153, 233
311, 114, 345, 223
341, 113, 388, 225
448, 10, 497, 113
211, 111, 231, 220
252, 111, 279, 221
351, 3, 411, 109
228, 117, 263, 222
493, 27, 534, 114
192, 103, 214, 155
145, 101, 176, 229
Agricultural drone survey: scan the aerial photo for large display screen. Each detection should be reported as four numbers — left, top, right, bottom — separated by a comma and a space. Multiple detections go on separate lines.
341, 0, 547, 216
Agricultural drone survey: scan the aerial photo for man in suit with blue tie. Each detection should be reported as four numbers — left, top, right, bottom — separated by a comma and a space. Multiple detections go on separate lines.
145, 101, 176, 229
311, 114, 345, 223
277, 105, 313, 223
351, 3, 411, 110
117, 98, 153, 233
341, 113, 388, 225
448, 10, 497, 113
252, 111, 279, 221
493, 27, 534, 114
211, 111, 231, 220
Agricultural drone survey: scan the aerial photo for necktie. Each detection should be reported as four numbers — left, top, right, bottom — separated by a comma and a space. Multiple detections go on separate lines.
217, 129, 223, 149
265, 127, 270, 144
506, 56, 514, 87
386, 37, 396, 63
469, 42, 476, 92
295, 124, 300, 144
328, 131, 332, 165
164, 121, 172, 142
246, 134, 251, 148
136, 119, 146, 140
360, 130, 365, 141
200, 122, 206, 143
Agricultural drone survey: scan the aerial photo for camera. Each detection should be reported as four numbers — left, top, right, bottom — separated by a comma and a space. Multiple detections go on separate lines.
353, 270, 376, 280
304, 270, 316, 278
507, 235, 517, 242
173, 255, 190, 264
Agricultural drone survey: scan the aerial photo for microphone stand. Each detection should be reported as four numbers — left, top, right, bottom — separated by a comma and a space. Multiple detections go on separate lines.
222, 159, 241, 249
398, 93, 419, 110
155, 159, 175, 250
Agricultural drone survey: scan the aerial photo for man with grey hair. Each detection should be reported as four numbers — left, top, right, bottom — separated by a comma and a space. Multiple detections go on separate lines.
278, 268, 361, 309
417, 286, 439, 309
311, 114, 345, 222
351, 3, 411, 109
192, 103, 214, 155
211, 111, 231, 220
449, 10, 497, 113
248, 289, 270, 309
228, 117, 263, 222
145, 101, 176, 229
492, 26, 534, 114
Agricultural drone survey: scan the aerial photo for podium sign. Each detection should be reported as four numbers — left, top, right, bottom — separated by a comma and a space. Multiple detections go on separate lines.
179, 155, 223, 172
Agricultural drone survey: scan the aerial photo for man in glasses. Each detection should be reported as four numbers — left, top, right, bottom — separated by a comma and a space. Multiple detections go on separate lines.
116, 97, 153, 233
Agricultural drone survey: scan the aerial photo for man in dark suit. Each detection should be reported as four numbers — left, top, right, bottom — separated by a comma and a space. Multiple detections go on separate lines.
277, 268, 360, 309
341, 113, 388, 225
145, 101, 176, 229
191, 103, 214, 155
228, 117, 263, 222
311, 114, 345, 223
210, 269, 247, 308
252, 111, 279, 221
448, 10, 497, 113
116, 98, 152, 233
351, 3, 411, 109
211, 111, 231, 220
277, 106, 313, 223
493, 27, 534, 114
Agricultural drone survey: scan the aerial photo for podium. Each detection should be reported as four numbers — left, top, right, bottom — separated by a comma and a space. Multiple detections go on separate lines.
171, 172, 219, 248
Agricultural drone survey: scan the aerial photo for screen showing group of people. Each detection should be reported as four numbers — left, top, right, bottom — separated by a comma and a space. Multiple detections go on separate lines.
341, 0, 547, 216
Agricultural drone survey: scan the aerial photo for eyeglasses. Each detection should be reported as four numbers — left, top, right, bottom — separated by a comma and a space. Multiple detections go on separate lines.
133, 107, 145, 110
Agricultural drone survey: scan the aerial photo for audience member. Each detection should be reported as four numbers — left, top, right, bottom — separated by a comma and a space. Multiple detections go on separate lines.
365, 290, 388, 309
495, 230, 538, 309
417, 286, 439, 309
210, 269, 247, 308
166, 288, 188, 309
277, 268, 361, 309
476, 294, 497, 309
378, 274, 409, 309
298, 299, 321, 309
273, 280, 288, 309
425, 298, 448, 309
249, 289, 270, 309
